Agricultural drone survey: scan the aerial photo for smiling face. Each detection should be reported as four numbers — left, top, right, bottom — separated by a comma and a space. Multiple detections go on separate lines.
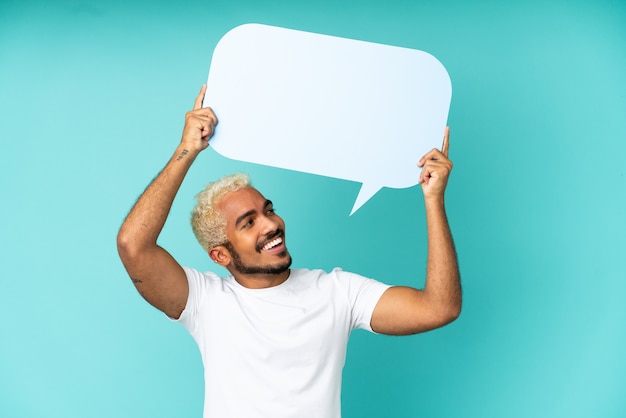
212, 187, 292, 286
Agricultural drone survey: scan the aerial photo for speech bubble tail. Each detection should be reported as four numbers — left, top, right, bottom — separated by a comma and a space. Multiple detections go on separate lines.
350, 183, 382, 216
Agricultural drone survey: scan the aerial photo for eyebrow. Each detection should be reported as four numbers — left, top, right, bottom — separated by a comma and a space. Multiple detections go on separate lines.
234, 200, 273, 228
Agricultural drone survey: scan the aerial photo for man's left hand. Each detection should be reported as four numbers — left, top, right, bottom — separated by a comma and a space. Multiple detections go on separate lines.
418, 126, 452, 201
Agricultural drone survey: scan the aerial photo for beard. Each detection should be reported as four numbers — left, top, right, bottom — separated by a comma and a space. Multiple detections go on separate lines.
223, 241, 292, 275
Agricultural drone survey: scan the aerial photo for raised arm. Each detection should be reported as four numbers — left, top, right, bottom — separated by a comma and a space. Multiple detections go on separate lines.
371, 127, 461, 335
117, 85, 217, 319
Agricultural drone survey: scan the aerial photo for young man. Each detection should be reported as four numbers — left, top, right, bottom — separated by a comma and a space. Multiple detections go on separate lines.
117, 85, 461, 418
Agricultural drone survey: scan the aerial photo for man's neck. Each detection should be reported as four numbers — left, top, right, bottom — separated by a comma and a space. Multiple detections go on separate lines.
231, 269, 291, 289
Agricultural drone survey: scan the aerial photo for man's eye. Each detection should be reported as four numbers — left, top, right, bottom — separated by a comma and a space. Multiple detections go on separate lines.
243, 219, 254, 228
266, 208, 275, 215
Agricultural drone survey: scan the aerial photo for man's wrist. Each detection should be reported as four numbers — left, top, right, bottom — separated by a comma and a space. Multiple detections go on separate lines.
173, 144, 201, 162
424, 195, 446, 211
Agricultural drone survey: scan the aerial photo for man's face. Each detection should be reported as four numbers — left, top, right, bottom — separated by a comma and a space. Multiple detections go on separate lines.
217, 187, 291, 276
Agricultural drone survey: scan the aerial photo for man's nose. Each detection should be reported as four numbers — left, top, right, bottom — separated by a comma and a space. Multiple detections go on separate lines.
259, 214, 280, 233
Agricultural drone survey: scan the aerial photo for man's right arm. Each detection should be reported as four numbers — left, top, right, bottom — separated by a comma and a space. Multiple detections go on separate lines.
116, 85, 217, 319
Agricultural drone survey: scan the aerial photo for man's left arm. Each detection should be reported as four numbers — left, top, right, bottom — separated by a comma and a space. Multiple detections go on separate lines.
371, 127, 461, 335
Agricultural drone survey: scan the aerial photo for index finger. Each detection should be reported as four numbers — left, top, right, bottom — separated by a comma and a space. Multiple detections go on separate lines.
193, 84, 207, 110
441, 126, 450, 158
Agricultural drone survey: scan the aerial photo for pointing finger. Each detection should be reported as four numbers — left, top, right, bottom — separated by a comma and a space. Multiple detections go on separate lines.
441, 126, 450, 158
193, 84, 207, 110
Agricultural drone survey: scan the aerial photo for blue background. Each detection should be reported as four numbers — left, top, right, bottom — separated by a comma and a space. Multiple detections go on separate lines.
1, 0, 625, 417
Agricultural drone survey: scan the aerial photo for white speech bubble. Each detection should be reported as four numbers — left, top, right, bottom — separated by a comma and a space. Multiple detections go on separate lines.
204, 24, 451, 215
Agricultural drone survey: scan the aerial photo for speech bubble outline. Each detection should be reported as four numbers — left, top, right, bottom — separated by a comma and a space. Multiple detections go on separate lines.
204, 23, 451, 215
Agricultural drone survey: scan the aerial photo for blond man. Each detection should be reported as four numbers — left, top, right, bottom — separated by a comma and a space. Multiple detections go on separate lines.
117, 85, 461, 418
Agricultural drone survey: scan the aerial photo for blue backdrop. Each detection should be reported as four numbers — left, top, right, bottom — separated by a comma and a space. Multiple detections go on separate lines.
1, 0, 625, 417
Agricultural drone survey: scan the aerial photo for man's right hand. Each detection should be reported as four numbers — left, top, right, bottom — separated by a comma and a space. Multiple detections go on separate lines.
181, 84, 218, 153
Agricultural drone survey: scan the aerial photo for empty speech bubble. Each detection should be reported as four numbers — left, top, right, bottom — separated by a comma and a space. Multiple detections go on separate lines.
204, 24, 451, 215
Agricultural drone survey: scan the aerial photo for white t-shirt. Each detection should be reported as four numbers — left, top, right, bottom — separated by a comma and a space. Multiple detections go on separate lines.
176, 267, 390, 418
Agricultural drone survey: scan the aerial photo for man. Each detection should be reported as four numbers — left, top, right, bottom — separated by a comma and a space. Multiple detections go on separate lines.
117, 84, 461, 418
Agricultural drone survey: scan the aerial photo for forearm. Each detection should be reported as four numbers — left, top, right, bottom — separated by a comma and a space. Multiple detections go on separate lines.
118, 144, 199, 253
369, 200, 461, 335
424, 197, 461, 319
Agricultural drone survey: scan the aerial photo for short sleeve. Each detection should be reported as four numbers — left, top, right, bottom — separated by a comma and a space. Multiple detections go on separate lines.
169, 266, 209, 333
333, 268, 391, 332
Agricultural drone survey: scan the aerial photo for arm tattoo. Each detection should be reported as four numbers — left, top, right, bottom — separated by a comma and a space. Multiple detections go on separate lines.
176, 149, 189, 161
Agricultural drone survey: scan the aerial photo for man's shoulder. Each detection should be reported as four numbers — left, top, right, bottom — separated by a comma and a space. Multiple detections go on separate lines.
182, 265, 223, 277
182, 265, 230, 286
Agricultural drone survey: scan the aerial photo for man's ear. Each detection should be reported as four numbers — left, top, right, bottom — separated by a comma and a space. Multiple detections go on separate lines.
209, 245, 231, 266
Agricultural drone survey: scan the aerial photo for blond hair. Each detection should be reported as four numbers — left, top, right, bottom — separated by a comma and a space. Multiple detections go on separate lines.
191, 173, 251, 252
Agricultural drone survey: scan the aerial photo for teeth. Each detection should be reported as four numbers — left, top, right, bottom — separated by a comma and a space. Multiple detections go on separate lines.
262, 237, 282, 251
